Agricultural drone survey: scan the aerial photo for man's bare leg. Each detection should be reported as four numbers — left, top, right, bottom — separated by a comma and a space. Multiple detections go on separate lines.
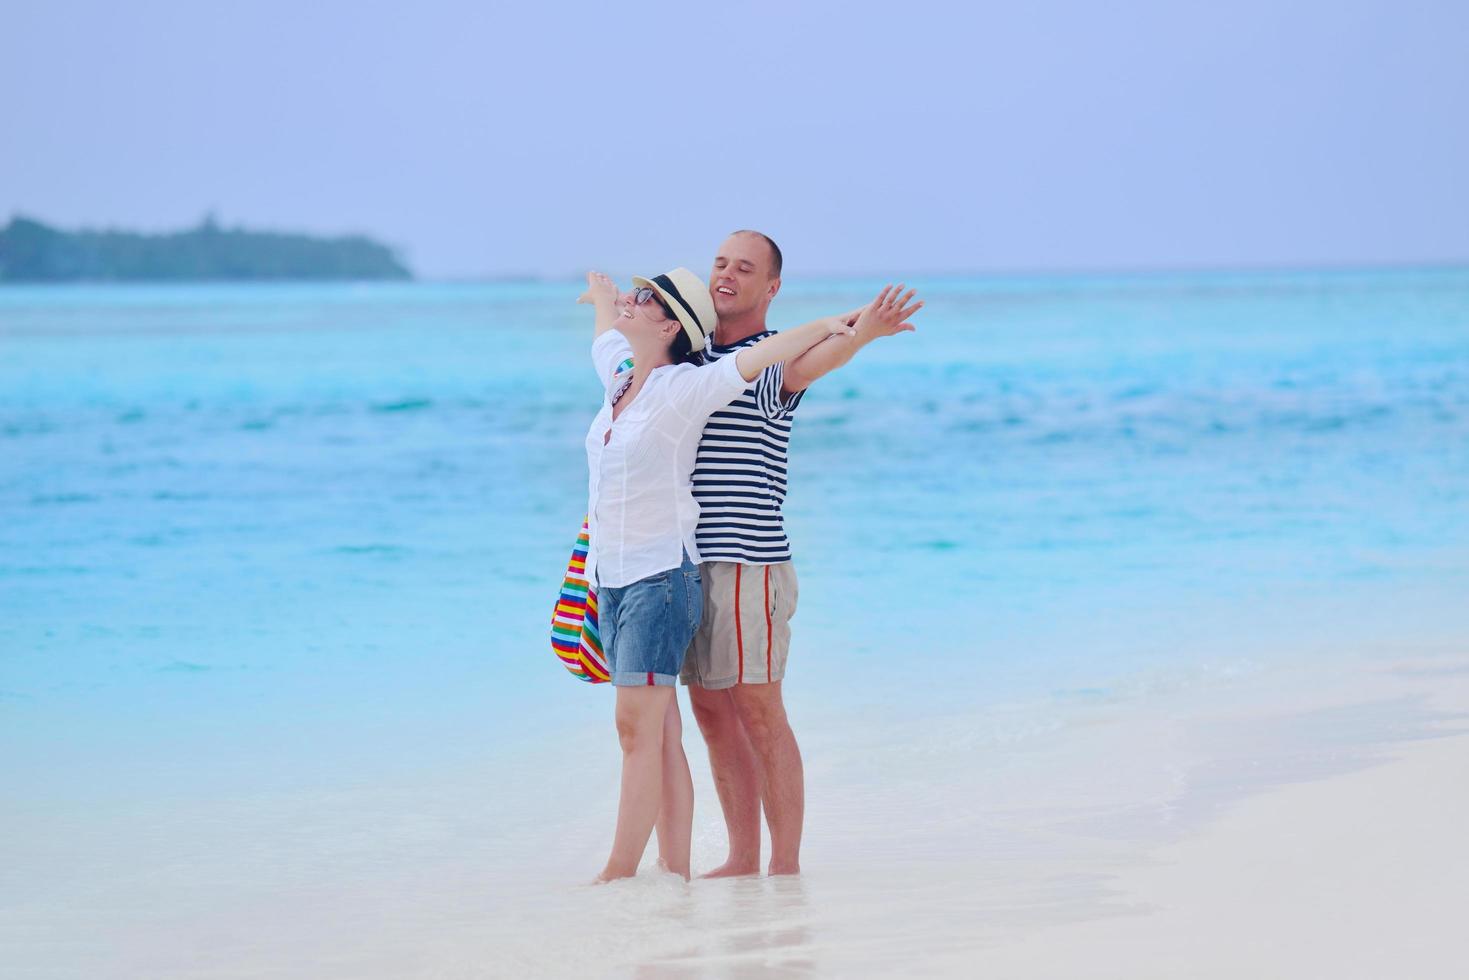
653, 691, 693, 879
688, 684, 763, 877
730, 681, 804, 875
596, 686, 672, 882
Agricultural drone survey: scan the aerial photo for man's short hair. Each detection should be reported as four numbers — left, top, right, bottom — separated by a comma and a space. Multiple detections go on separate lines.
731, 229, 782, 278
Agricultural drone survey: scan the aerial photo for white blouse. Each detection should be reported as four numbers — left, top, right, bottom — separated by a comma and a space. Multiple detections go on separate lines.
584, 330, 749, 589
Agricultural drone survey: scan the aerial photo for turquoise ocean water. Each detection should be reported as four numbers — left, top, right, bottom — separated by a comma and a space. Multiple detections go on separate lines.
3, 270, 1468, 807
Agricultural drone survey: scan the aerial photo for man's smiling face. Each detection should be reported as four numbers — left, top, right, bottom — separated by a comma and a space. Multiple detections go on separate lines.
709, 233, 779, 320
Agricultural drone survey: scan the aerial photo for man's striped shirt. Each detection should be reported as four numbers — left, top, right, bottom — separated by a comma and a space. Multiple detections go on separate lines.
692, 331, 805, 564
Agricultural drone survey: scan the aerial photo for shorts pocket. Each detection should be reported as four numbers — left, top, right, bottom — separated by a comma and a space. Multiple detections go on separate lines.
774, 563, 798, 620
638, 569, 672, 592
629, 569, 673, 608
686, 571, 703, 632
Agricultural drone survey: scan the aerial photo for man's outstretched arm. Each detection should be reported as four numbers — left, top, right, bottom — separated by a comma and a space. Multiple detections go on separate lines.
779, 285, 922, 397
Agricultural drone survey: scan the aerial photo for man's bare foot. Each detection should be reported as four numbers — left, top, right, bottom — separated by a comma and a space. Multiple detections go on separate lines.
767, 862, 801, 876
699, 857, 761, 879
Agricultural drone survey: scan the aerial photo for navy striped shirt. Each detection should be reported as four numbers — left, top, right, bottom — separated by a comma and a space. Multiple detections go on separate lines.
693, 331, 805, 564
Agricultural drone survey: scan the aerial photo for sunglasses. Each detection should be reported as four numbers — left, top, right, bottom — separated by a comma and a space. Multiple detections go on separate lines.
631, 287, 676, 321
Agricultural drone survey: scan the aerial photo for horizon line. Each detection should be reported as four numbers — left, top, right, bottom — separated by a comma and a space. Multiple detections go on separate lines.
426, 257, 1469, 284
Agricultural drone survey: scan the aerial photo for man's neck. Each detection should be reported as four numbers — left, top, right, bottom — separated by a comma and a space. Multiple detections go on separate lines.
712, 311, 769, 347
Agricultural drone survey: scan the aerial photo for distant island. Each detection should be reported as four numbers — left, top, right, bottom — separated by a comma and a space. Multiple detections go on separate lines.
0, 215, 412, 282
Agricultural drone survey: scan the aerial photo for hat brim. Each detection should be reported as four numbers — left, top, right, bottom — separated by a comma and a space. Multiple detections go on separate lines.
632, 275, 708, 351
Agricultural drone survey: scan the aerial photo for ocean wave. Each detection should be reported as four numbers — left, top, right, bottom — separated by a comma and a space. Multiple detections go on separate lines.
371, 397, 435, 413
328, 544, 411, 557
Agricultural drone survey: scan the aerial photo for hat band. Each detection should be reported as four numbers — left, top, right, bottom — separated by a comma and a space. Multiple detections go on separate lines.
652, 274, 705, 339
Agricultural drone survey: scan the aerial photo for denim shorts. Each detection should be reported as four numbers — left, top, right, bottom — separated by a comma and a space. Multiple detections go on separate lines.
599, 553, 703, 687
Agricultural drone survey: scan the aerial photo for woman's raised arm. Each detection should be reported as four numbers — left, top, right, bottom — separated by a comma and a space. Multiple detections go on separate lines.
577, 271, 621, 337
733, 315, 857, 382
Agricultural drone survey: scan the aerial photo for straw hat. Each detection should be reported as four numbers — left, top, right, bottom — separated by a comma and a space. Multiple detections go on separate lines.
631, 268, 718, 351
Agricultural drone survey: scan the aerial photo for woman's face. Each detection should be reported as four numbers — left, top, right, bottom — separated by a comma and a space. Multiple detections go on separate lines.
618, 287, 679, 345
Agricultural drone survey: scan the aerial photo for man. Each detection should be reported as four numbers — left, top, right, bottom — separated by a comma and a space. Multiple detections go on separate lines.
681, 230, 920, 876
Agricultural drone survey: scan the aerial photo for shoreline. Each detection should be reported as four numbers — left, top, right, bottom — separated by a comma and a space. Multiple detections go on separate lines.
3, 651, 1466, 978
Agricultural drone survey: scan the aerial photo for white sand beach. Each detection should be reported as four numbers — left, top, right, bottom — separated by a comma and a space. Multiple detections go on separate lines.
549, 654, 1469, 980
5, 650, 1467, 978
963, 719, 1469, 979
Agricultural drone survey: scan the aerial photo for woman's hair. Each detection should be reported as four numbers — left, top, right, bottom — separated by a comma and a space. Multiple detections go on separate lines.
655, 295, 704, 365
669, 323, 705, 366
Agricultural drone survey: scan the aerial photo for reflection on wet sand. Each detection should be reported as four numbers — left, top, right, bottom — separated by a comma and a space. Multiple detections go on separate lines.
632, 876, 815, 979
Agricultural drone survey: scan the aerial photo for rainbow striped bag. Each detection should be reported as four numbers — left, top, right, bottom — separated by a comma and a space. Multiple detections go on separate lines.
550, 516, 609, 683
552, 352, 633, 683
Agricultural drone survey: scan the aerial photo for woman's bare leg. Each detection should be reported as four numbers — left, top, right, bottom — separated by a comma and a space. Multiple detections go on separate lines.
597, 685, 673, 882
654, 690, 694, 879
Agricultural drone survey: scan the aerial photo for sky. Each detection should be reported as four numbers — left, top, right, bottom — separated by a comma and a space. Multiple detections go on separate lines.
3, 0, 1467, 279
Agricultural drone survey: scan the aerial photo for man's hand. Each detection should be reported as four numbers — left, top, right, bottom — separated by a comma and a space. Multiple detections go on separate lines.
853, 284, 922, 337
578, 270, 618, 306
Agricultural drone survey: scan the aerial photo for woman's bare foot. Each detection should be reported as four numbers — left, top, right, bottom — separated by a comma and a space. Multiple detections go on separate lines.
655, 858, 691, 881
699, 857, 761, 879
593, 863, 637, 884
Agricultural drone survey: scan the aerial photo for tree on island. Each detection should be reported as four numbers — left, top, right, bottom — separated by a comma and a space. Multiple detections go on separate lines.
0, 215, 413, 282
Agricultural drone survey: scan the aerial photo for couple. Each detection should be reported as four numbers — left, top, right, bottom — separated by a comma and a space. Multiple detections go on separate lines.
577, 231, 921, 882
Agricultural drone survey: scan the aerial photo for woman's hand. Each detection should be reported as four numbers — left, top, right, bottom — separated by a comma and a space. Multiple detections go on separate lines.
582, 271, 624, 337
578, 270, 619, 306
822, 314, 859, 338
854, 285, 922, 337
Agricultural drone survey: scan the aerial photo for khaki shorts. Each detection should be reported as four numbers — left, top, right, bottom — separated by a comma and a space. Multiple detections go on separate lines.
681, 561, 798, 689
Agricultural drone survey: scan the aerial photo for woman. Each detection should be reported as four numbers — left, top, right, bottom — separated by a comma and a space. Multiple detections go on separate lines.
577, 266, 855, 882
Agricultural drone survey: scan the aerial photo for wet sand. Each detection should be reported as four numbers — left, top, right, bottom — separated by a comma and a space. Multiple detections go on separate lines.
3, 654, 1467, 978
